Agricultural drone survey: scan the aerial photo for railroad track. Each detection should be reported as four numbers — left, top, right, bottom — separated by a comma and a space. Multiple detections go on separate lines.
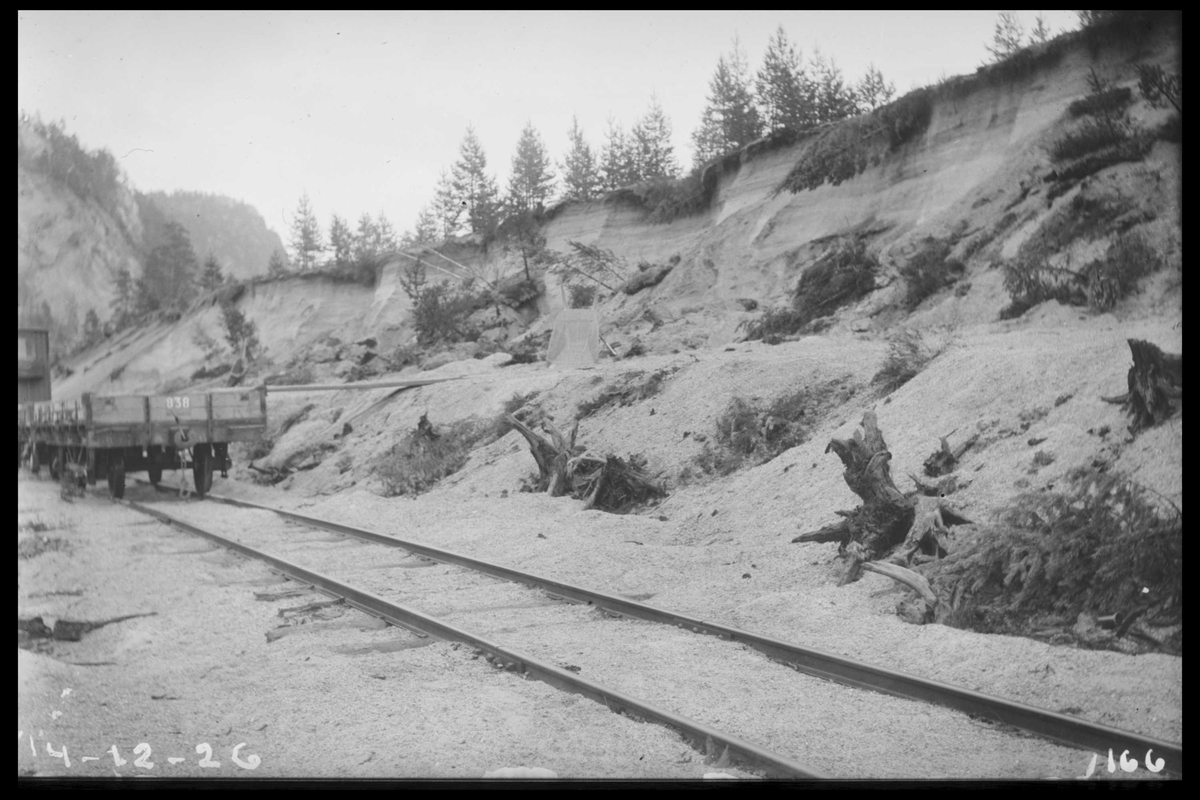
120, 479, 1181, 779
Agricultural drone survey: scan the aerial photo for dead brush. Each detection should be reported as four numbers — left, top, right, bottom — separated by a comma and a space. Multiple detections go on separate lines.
872, 329, 950, 395
898, 237, 965, 310
1001, 229, 1164, 318
568, 452, 665, 513
793, 235, 880, 328
697, 382, 848, 476
19, 535, 73, 560
926, 468, 1182, 645
575, 368, 674, 419
377, 415, 493, 497
739, 235, 880, 342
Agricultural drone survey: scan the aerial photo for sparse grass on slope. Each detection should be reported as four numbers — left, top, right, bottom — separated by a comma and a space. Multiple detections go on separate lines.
691, 379, 853, 478
377, 416, 494, 497
898, 237, 965, 310
575, 368, 674, 420
871, 329, 951, 395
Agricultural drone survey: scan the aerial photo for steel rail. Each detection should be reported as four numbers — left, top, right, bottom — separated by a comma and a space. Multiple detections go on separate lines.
166, 484, 1183, 777
122, 497, 825, 779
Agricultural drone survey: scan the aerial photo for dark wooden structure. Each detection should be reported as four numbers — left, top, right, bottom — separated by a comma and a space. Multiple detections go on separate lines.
17, 327, 51, 404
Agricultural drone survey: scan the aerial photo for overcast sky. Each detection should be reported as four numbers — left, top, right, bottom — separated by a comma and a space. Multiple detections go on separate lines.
18, 11, 1079, 248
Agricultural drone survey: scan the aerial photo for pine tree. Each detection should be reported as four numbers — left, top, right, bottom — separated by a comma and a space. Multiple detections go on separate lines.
353, 213, 379, 263
755, 26, 815, 133
1030, 13, 1052, 44
691, 107, 725, 170
506, 121, 556, 213
267, 250, 289, 277
599, 117, 636, 190
559, 116, 602, 202
451, 126, 501, 237
141, 219, 198, 310
328, 213, 353, 266
406, 205, 441, 247
134, 276, 158, 316
199, 254, 225, 292
374, 212, 399, 255
111, 266, 134, 328
220, 301, 261, 362
692, 37, 762, 168
810, 49, 858, 124
631, 95, 679, 181
986, 11, 1026, 62
289, 191, 324, 271
855, 64, 896, 113
432, 169, 464, 239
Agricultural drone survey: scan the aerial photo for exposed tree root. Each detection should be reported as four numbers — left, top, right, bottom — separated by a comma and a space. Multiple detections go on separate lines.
793, 412, 976, 621
506, 414, 664, 512
1101, 339, 1182, 432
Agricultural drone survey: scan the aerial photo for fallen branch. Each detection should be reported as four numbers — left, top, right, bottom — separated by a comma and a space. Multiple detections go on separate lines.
248, 461, 290, 485
278, 599, 344, 618
923, 431, 978, 477
860, 561, 938, 624
19, 612, 159, 642
861, 561, 937, 605
791, 520, 853, 545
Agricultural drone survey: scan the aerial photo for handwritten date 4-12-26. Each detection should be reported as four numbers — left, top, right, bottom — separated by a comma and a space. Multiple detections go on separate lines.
27, 735, 261, 771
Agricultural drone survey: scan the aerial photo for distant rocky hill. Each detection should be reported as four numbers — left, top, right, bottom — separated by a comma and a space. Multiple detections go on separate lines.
17, 119, 144, 354
17, 119, 285, 355
141, 190, 285, 280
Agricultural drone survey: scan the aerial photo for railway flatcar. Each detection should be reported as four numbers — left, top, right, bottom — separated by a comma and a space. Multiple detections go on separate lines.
17, 322, 267, 499
19, 388, 268, 499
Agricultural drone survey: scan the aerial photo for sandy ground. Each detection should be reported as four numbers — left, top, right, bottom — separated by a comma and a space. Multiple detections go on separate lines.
138, 497, 1120, 779
17, 475, 742, 781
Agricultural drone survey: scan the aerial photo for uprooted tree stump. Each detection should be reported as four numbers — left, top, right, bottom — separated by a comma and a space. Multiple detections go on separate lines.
1102, 339, 1182, 432
792, 412, 915, 563
506, 414, 581, 497
792, 411, 973, 620
505, 414, 665, 512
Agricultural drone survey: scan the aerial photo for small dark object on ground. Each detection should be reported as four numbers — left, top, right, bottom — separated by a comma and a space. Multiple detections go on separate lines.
18, 612, 158, 642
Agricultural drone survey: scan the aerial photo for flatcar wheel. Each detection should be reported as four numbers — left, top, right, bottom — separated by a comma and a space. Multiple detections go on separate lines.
148, 465, 163, 485
50, 449, 61, 481
108, 457, 126, 500
192, 445, 214, 496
